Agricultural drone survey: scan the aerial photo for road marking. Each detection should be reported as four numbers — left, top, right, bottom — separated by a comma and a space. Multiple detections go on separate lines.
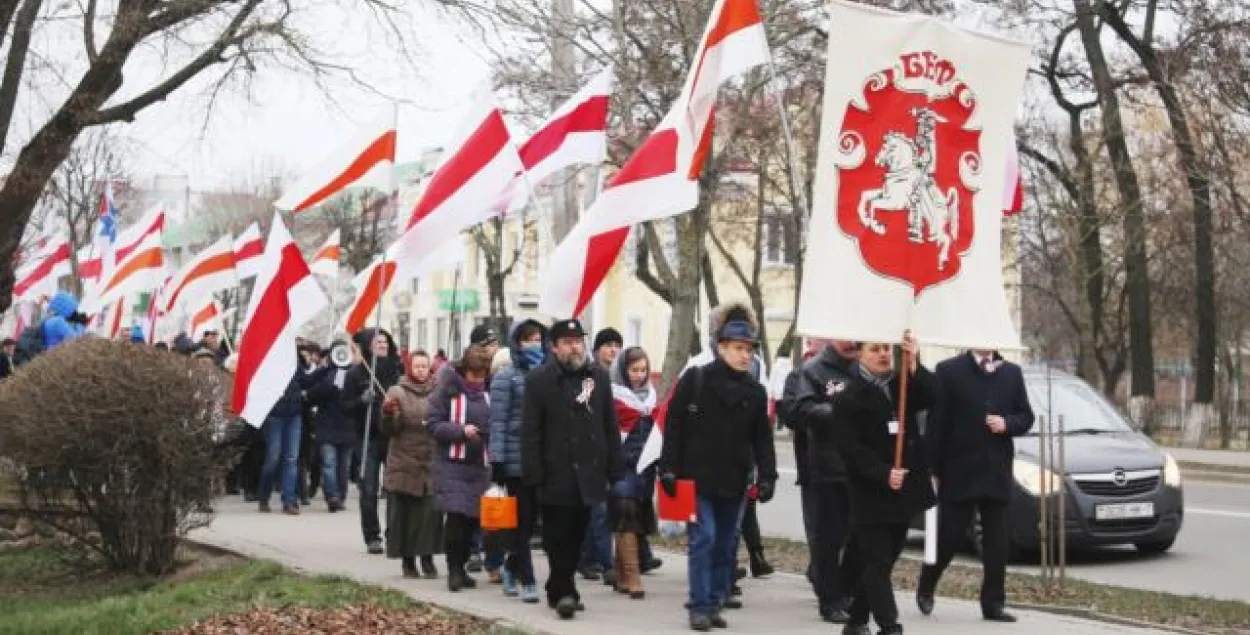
1188, 507, 1250, 519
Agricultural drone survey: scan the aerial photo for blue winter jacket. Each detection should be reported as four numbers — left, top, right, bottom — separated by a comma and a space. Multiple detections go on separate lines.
42, 291, 84, 350
488, 319, 548, 479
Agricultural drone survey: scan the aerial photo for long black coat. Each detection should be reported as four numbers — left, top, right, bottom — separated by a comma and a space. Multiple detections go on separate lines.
831, 364, 937, 525
659, 359, 778, 499
521, 360, 623, 507
928, 353, 1035, 503
304, 366, 358, 446
792, 347, 859, 485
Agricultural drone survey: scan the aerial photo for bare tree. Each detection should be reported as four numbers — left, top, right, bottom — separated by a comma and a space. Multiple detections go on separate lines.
39, 127, 131, 295
470, 213, 532, 336
0, 0, 474, 314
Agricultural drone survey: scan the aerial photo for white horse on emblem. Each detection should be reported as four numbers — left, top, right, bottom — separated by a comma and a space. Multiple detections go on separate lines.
856, 131, 960, 270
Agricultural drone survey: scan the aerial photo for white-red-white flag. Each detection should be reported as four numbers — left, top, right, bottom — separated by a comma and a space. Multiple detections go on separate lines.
81, 230, 166, 315
796, 1, 1029, 350
539, 0, 770, 317
162, 235, 239, 314
190, 298, 226, 342
13, 238, 71, 302
78, 203, 165, 283
492, 68, 615, 217
339, 257, 397, 336
274, 120, 396, 213
232, 213, 328, 426
233, 222, 264, 279
393, 86, 525, 272
310, 229, 342, 278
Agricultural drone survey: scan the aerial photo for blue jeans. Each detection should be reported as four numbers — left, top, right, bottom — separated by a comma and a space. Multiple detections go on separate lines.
320, 443, 353, 502
579, 502, 612, 571
688, 494, 747, 616
258, 414, 302, 507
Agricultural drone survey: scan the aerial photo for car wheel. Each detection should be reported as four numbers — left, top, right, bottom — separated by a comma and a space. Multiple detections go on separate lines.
1134, 538, 1175, 555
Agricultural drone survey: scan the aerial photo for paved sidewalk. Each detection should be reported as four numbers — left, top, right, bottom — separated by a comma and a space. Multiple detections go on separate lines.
194, 495, 1176, 635
1167, 447, 1250, 469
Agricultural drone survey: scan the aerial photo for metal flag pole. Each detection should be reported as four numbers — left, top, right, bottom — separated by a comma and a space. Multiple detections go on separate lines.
325, 267, 341, 344
359, 101, 400, 484
763, 42, 811, 225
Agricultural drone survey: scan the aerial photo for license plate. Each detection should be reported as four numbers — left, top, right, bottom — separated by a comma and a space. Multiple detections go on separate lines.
1095, 502, 1155, 521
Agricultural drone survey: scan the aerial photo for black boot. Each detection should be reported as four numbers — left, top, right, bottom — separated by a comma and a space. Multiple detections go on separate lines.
402, 557, 418, 578
448, 565, 469, 592
420, 556, 438, 579
749, 549, 774, 578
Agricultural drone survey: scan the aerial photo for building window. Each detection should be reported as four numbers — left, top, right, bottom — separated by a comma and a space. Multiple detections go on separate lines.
436, 317, 447, 354
761, 205, 797, 266
661, 218, 680, 269
626, 315, 643, 348
416, 318, 428, 350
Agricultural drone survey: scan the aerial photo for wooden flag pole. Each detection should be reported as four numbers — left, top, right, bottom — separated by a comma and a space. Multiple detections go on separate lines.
894, 345, 911, 469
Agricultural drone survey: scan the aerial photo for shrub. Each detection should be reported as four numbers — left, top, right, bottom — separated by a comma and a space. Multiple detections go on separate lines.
0, 338, 231, 574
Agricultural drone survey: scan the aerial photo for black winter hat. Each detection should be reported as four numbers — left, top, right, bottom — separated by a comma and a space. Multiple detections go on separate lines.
550, 318, 586, 342
470, 324, 498, 346
593, 327, 624, 351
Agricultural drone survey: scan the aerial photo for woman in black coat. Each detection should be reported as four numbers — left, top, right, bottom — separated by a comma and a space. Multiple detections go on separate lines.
830, 333, 936, 635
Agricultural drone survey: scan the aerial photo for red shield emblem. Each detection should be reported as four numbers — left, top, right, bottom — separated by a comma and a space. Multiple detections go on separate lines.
833, 51, 981, 296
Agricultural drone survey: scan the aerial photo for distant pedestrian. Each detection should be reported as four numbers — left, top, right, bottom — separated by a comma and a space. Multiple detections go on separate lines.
304, 340, 357, 513
609, 345, 659, 600
342, 328, 402, 554
580, 326, 625, 583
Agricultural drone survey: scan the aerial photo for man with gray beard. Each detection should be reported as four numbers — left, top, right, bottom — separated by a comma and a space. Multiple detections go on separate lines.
521, 318, 623, 619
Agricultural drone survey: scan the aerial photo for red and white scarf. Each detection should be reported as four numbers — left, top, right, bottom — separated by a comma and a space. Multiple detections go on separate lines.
447, 393, 490, 465
612, 382, 657, 440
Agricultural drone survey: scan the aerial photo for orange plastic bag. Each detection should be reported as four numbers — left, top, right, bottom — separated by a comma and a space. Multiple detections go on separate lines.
480, 485, 518, 531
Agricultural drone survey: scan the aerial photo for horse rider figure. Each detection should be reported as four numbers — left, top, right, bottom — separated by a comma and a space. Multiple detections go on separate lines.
907, 107, 947, 244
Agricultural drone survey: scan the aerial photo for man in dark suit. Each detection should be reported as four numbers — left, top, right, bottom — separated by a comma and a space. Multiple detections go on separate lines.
521, 318, 623, 620
918, 350, 1035, 623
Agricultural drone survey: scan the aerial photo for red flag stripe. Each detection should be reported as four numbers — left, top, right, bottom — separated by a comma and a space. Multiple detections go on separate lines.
343, 261, 397, 335
518, 95, 610, 169
232, 243, 311, 413
162, 252, 236, 311
576, 227, 631, 319
607, 129, 680, 188
14, 242, 70, 297
407, 112, 512, 229
101, 246, 163, 296
288, 130, 397, 213
314, 245, 341, 263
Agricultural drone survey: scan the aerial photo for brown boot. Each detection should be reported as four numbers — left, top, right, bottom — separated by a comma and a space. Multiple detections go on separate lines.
616, 532, 644, 599
612, 533, 628, 594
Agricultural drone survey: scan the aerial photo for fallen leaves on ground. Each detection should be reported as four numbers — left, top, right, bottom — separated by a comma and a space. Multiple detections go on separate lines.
159, 602, 492, 635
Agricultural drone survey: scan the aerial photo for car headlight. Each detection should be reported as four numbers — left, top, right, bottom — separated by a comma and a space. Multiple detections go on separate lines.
1164, 453, 1182, 487
1013, 459, 1063, 496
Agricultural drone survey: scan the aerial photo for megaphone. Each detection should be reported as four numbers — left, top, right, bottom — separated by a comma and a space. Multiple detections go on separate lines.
329, 342, 353, 369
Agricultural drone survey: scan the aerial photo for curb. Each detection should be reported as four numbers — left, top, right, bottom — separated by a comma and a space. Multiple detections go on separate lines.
183, 538, 552, 635
1004, 601, 1210, 635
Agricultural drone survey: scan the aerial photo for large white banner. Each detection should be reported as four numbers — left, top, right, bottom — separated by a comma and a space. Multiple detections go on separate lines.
798, 2, 1029, 350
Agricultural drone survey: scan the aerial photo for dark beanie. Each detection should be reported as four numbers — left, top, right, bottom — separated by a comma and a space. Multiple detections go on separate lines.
593, 327, 624, 351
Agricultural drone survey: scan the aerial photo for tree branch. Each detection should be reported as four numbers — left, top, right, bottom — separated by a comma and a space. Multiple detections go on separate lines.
87, 0, 266, 125
0, 0, 43, 157
84, 0, 100, 63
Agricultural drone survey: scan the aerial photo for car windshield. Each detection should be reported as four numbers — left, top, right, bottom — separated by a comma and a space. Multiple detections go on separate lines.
1023, 377, 1133, 434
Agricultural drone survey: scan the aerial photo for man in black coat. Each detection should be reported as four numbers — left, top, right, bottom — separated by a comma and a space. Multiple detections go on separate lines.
791, 339, 861, 623
521, 318, 623, 620
917, 350, 1035, 623
658, 302, 777, 632
342, 328, 403, 554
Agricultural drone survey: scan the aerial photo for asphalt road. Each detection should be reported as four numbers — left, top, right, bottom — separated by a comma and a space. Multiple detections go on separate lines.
763, 441, 1250, 603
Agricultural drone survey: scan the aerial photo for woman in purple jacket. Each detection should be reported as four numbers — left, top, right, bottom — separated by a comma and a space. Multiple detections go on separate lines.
427, 343, 494, 592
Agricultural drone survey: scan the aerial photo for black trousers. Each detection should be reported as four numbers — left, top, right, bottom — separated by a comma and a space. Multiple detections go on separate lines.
503, 478, 539, 585
542, 504, 591, 606
846, 522, 908, 629
810, 482, 853, 609
740, 499, 763, 552
445, 512, 480, 569
918, 498, 1008, 613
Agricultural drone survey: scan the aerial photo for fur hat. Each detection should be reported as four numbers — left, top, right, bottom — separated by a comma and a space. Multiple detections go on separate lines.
709, 301, 759, 345
593, 327, 623, 351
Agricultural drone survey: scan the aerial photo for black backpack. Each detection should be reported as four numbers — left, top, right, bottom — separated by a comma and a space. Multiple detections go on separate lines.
13, 323, 46, 366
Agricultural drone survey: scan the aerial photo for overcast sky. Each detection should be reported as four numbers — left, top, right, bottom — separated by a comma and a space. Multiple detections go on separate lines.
96, 4, 492, 191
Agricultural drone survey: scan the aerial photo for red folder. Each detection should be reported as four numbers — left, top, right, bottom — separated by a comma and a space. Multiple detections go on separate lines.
657, 479, 697, 523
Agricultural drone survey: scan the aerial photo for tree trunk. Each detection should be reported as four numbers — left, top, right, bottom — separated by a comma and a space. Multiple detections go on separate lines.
657, 204, 708, 395
1074, 0, 1155, 409
1096, 2, 1216, 448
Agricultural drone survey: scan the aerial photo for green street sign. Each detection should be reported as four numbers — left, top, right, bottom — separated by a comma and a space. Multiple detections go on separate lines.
438, 289, 479, 312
